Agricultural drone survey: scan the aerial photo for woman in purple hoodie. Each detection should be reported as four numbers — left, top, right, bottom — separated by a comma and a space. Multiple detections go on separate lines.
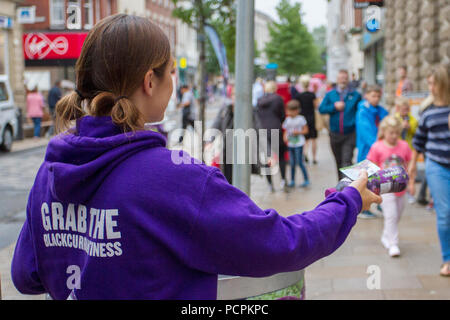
11, 14, 381, 300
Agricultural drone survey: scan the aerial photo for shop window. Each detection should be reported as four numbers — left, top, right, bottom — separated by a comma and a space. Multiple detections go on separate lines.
50, 0, 66, 29
84, 0, 94, 29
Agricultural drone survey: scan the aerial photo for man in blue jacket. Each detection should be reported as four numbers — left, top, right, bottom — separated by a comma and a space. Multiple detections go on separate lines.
319, 70, 362, 180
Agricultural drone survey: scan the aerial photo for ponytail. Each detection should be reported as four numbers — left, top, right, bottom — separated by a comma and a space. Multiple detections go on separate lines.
89, 92, 144, 132
55, 91, 85, 133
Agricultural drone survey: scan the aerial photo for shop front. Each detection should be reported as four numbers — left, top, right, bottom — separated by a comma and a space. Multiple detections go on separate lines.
23, 31, 88, 92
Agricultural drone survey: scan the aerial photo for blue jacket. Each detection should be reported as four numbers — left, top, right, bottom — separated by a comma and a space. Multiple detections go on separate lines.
319, 88, 361, 135
356, 100, 388, 162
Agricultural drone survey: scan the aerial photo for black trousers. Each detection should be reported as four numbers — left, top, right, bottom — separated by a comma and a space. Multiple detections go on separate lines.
179, 112, 195, 143
329, 131, 356, 180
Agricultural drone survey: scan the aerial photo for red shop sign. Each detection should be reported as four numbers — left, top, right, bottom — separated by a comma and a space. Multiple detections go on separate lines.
23, 32, 88, 60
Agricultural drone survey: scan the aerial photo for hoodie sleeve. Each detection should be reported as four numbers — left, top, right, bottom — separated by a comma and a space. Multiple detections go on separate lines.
183, 169, 362, 277
319, 92, 337, 115
11, 194, 46, 295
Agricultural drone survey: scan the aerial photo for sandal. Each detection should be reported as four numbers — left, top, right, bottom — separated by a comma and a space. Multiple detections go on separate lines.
440, 263, 450, 277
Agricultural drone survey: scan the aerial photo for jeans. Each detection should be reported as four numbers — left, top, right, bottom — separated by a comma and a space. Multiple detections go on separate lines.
32, 117, 42, 137
288, 146, 309, 184
426, 158, 450, 263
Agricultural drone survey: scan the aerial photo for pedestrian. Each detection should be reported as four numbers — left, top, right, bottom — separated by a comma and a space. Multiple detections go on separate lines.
252, 77, 264, 108
356, 84, 388, 163
291, 75, 319, 164
367, 116, 414, 257
11, 14, 382, 300
396, 65, 413, 97
355, 84, 388, 219
394, 97, 418, 205
26, 86, 45, 139
349, 73, 361, 92
319, 70, 362, 180
47, 80, 62, 136
177, 84, 195, 144
208, 88, 265, 184
409, 64, 450, 277
256, 81, 288, 192
282, 100, 310, 188
394, 97, 418, 150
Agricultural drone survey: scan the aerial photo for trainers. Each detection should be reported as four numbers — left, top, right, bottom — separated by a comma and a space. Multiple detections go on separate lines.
388, 245, 401, 257
358, 210, 377, 219
300, 181, 310, 188
407, 193, 416, 204
381, 236, 390, 249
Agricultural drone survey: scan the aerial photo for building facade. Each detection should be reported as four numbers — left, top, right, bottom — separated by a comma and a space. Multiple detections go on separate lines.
254, 10, 273, 66
0, 0, 26, 111
145, 0, 176, 54
383, 0, 450, 107
19, 0, 118, 92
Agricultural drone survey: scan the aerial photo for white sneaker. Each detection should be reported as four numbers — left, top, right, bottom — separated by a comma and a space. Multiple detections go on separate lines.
381, 236, 390, 249
388, 245, 401, 257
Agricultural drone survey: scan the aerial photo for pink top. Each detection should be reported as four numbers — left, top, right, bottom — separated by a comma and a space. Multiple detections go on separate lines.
367, 139, 412, 197
27, 92, 45, 118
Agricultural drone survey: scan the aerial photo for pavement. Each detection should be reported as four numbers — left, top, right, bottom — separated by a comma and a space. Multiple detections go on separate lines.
1, 108, 449, 300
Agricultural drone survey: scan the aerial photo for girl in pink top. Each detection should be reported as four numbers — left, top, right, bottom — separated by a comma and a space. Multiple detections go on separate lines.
26, 88, 45, 137
367, 116, 414, 257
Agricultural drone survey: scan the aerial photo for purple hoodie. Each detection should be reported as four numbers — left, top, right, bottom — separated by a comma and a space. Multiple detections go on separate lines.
11, 116, 362, 300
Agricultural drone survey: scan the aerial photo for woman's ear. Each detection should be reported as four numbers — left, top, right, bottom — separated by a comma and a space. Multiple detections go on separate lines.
143, 69, 154, 97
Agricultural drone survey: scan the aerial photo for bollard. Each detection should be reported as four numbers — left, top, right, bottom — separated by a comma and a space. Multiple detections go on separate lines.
16, 107, 24, 141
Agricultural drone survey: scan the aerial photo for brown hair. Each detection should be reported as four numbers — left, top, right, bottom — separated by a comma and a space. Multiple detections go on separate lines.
428, 64, 450, 106
287, 99, 300, 111
366, 84, 382, 94
56, 14, 171, 133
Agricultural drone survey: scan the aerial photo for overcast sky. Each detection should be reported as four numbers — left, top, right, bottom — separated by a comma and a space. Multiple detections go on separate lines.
255, 0, 327, 31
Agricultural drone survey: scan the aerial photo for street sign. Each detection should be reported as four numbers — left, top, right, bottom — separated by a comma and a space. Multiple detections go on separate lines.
0, 16, 12, 29
17, 6, 36, 24
354, 0, 384, 9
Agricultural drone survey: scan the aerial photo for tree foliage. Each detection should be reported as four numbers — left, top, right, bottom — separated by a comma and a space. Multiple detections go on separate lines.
265, 0, 322, 76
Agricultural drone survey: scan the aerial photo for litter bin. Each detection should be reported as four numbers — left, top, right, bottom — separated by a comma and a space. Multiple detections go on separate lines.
217, 270, 305, 300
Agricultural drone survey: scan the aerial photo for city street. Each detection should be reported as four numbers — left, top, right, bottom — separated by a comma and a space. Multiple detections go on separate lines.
1, 104, 449, 299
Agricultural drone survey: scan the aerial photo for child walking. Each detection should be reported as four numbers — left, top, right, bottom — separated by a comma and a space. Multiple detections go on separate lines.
395, 97, 418, 150
283, 100, 310, 188
356, 85, 388, 219
367, 116, 414, 257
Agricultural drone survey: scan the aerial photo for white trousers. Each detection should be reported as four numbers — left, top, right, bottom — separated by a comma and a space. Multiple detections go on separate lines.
381, 193, 405, 247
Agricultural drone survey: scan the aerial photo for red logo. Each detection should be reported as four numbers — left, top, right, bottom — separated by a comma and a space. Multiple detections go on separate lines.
23, 33, 87, 60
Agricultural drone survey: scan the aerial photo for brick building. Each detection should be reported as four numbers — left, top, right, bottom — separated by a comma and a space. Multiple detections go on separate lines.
145, 0, 176, 54
19, 0, 118, 91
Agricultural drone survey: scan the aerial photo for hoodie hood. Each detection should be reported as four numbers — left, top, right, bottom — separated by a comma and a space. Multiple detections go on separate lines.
44, 116, 167, 203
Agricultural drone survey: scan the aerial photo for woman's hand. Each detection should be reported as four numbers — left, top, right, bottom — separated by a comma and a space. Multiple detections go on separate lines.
350, 170, 382, 212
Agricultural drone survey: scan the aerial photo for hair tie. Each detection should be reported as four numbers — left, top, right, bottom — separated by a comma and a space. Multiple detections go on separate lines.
75, 89, 84, 99
114, 95, 128, 104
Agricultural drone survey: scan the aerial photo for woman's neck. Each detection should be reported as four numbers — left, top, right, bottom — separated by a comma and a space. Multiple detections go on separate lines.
434, 98, 447, 107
